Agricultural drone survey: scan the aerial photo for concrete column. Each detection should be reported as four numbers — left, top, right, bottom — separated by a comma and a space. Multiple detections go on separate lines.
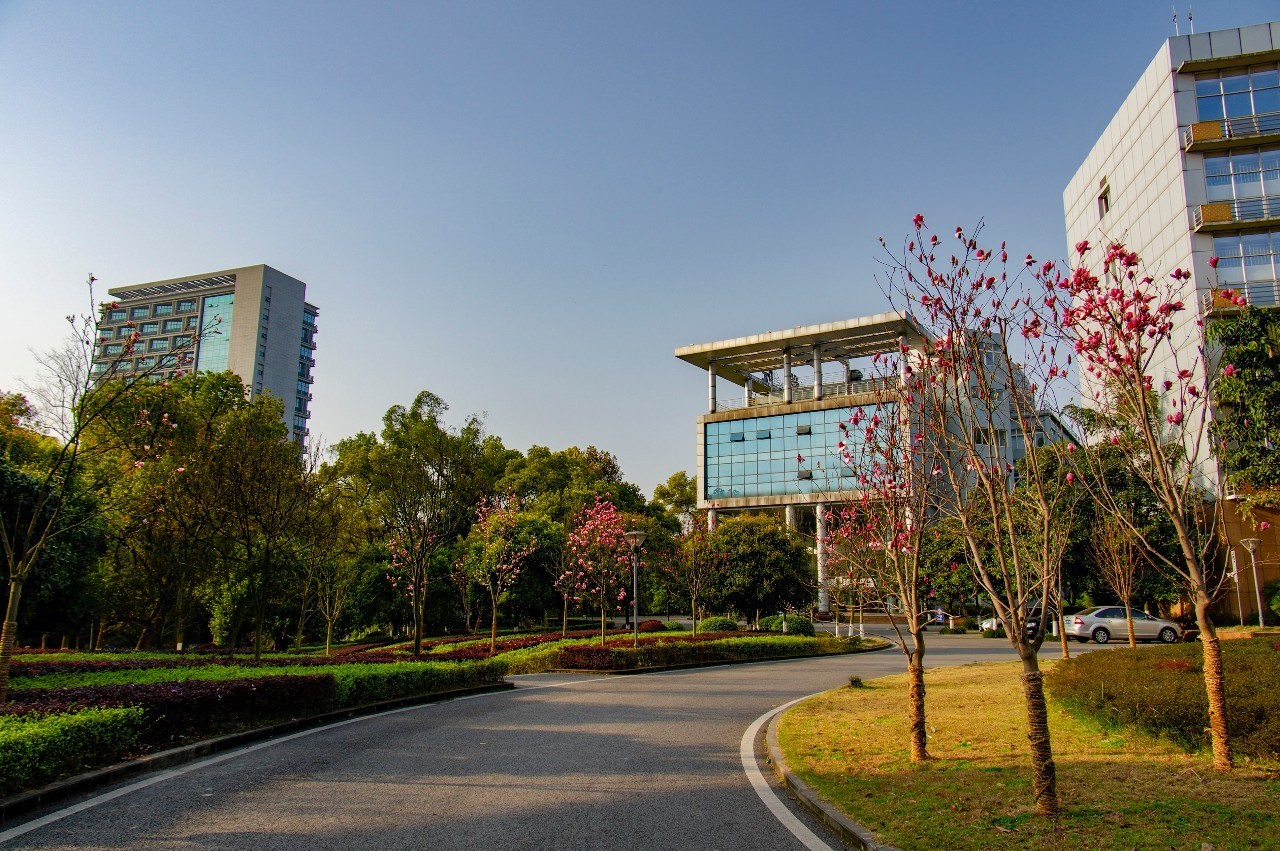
708, 360, 717, 413
785, 504, 797, 529
707, 507, 718, 531
812, 346, 823, 401
898, 335, 909, 381
744, 373, 751, 407
843, 361, 851, 394
816, 502, 829, 613
783, 349, 792, 403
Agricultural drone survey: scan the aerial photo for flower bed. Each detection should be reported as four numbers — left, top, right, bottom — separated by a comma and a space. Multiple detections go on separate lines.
557, 635, 862, 671
1044, 637, 1280, 759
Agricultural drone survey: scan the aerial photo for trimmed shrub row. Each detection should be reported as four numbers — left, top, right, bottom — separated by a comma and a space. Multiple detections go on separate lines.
1045, 637, 1280, 759
697, 616, 740, 633
0, 708, 145, 797
557, 635, 860, 671
757, 615, 816, 636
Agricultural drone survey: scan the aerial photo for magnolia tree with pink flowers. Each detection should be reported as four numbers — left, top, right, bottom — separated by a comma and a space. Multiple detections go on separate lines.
460, 496, 538, 653
820, 349, 949, 764
1051, 239, 1235, 769
563, 495, 631, 645
876, 216, 1078, 816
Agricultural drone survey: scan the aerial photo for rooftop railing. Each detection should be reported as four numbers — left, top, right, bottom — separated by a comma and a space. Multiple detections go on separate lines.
713, 376, 896, 412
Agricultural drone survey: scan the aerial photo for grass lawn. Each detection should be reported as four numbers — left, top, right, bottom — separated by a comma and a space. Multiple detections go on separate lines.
778, 661, 1280, 850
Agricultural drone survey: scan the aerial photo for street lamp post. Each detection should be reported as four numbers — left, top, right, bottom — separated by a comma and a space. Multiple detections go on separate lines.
623, 530, 647, 648
1241, 538, 1264, 628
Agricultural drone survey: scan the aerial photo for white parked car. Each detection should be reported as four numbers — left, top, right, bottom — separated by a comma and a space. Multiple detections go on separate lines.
1065, 606, 1181, 644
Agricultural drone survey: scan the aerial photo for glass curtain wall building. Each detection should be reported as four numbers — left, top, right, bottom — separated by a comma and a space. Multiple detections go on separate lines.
92, 264, 319, 446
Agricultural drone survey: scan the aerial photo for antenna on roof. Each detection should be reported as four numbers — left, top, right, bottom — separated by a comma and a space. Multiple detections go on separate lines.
1188, 5, 1195, 34
1172, 4, 1179, 36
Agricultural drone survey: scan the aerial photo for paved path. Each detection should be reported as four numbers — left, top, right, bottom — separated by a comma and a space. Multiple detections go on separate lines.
3, 636, 1104, 850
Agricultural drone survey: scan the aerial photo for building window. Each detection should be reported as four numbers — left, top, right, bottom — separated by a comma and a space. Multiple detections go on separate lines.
140, 322, 159, 335
152, 303, 173, 316
1097, 185, 1110, 218
115, 326, 132, 339
162, 319, 183, 332
1205, 148, 1280, 202
196, 293, 235, 373
1212, 230, 1280, 285
1196, 67, 1280, 121
104, 343, 123, 355
91, 362, 108, 374
177, 299, 197, 313
136, 357, 155, 368
148, 338, 169, 352
130, 306, 150, 320
108, 309, 126, 321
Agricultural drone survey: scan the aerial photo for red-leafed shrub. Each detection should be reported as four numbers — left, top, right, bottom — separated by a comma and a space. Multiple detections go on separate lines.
3, 675, 338, 746
638, 620, 665, 632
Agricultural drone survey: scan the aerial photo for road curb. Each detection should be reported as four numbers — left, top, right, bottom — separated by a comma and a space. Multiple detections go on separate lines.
550, 640, 890, 676
766, 709, 897, 851
0, 681, 514, 827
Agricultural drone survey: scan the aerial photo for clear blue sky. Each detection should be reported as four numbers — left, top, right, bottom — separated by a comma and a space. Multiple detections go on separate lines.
1, 1, 1275, 495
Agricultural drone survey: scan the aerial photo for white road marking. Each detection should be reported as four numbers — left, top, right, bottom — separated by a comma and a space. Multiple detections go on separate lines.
739, 695, 836, 851
0, 678, 602, 845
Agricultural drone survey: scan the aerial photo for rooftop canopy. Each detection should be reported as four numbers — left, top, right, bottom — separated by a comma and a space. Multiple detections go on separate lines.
674, 311, 928, 387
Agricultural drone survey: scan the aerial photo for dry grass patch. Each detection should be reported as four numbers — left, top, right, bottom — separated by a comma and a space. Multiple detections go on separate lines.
778, 661, 1279, 850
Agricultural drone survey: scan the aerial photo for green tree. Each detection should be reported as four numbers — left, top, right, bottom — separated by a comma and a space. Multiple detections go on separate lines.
335, 391, 504, 654
651, 471, 697, 528
1208, 305, 1280, 508
712, 514, 813, 623
499, 445, 645, 524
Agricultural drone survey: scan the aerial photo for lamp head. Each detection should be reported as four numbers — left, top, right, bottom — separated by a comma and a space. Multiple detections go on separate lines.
1241, 537, 1261, 555
623, 530, 647, 550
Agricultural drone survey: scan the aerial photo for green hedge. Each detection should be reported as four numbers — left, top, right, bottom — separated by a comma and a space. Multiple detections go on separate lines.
697, 616, 740, 633
1045, 637, 1280, 759
330, 660, 504, 705
0, 708, 143, 796
558, 635, 859, 670
758, 615, 816, 636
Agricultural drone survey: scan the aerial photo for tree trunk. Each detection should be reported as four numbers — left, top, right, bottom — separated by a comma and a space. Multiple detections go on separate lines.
691, 593, 699, 636
0, 578, 25, 702
489, 591, 499, 654
599, 605, 606, 646
1058, 611, 1071, 660
1019, 653, 1059, 817
1195, 594, 1232, 770
907, 647, 930, 762
412, 589, 425, 656
324, 620, 334, 656
1123, 600, 1136, 649
561, 596, 568, 638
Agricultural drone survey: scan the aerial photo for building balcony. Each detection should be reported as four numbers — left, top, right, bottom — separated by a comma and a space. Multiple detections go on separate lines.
1193, 195, 1280, 231
712, 376, 897, 412
1183, 110, 1280, 151
1202, 280, 1280, 313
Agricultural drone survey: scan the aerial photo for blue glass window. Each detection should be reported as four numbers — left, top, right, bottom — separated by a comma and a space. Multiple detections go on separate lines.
196, 293, 235, 373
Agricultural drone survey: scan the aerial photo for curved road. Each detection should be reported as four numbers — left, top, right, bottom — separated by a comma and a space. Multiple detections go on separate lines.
3, 634, 1103, 850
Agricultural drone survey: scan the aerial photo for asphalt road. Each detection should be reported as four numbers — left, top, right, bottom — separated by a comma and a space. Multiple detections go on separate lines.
2, 635, 1107, 850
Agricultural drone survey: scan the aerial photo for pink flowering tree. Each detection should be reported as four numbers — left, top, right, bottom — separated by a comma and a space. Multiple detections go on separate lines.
820, 345, 948, 763
563, 495, 631, 645
461, 496, 537, 653
876, 216, 1076, 815
1052, 240, 1234, 769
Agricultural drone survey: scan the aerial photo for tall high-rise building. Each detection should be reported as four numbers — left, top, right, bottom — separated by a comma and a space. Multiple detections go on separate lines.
93, 264, 318, 444
1064, 21, 1279, 621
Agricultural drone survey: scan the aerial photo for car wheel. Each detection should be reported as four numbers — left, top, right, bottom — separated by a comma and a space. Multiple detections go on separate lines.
1159, 627, 1177, 644
1092, 627, 1111, 645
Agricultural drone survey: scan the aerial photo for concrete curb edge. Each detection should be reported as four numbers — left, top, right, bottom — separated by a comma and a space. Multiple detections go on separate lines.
0, 680, 514, 826
765, 709, 898, 851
